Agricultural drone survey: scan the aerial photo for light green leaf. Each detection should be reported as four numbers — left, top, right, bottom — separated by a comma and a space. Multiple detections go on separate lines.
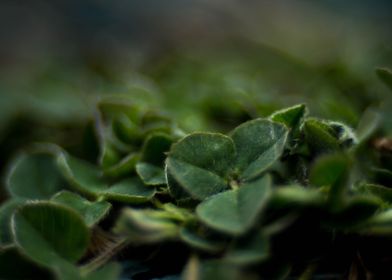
270, 104, 307, 130
102, 178, 156, 203
114, 208, 179, 243
270, 185, 325, 209
362, 208, 392, 235
7, 153, 63, 199
230, 119, 288, 181
12, 202, 90, 267
196, 175, 271, 235
51, 191, 111, 227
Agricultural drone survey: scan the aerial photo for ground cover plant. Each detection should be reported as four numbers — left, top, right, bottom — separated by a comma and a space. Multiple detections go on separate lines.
0, 64, 391, 279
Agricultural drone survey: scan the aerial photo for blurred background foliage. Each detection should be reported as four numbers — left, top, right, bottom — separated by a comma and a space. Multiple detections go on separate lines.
1, 0, 392, 200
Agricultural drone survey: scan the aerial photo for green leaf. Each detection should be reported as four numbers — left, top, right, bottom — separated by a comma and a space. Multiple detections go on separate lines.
182, 257, 249, 280
357, 183, 392, 203
114, 208, 179, 243
136, 162, 166, 185
196, 175, 271, 235
12, 201, 90, 267
0, 246, 52, 279
224, 232, 269, 265
230, 119, 288, 181
7, 153, 63, 199
167, 158, 229, 201
270, 104, 307, 130
0, 199, 23, 247
309, 154, 351, 188
136, 133, 173, 185
140, 133, 173, 165
103, 152, 139, 178
303, 119, 340, 154
168, 133, 235, 177
57, 153, 107, 197
102, 177, 156, 203
179, 228, 224, 253
362, 208, 392, 235
356, 108, 381, 143
84, 262, 122, 280
51, 191, 111, 227
270, 185, 325, 209
376, 67, 392, 91
166, 133, 234, 200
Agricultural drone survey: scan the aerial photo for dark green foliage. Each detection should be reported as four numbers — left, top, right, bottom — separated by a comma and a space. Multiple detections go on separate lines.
0, 64, 392, 279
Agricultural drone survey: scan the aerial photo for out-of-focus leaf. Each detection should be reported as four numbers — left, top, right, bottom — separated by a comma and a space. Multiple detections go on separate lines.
0, 246, 52, 279
7, 153, 63, 199
376, 68, 392, 91
0, 199, 23, 247
51, 191, 111, 227
12, 202, 90, 267
224, 231, 269, 265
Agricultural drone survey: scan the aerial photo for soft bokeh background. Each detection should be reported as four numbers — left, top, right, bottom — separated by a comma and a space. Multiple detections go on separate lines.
1, 0, 392, 187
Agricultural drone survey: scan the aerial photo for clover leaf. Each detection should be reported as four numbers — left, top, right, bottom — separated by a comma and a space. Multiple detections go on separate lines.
166, 119, 287, 201
196, 175, 271, 235
136, 133, 174, 185
12, 202, 90, 268
51, 191, 111, 227
7, 152, 64, 200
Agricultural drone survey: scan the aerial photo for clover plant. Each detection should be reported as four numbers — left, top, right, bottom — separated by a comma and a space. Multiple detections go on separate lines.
0, 68, 391, 280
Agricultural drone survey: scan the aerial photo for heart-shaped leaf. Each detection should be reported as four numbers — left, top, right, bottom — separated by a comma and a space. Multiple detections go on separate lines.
12, 202, 90, 267
196, 175, 271, 235
230, 119, 288, 181
102, 178, 156, 203
51, 191, 111, 227
7, 152, 64, 199
166, 133, 234, 200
